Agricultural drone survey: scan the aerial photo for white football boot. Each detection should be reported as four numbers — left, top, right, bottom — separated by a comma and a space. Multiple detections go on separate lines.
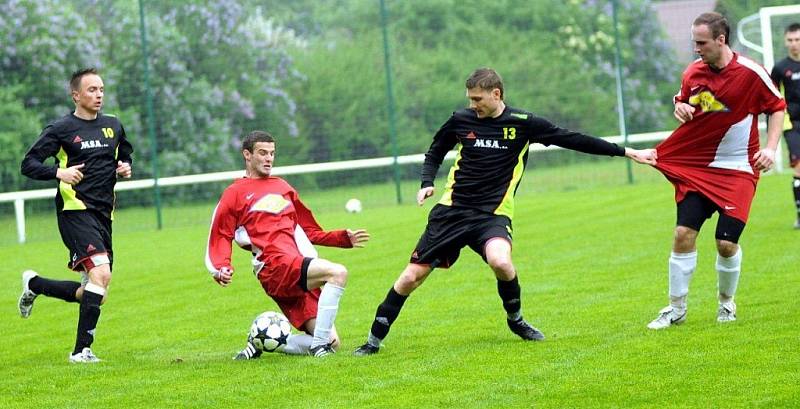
69, 347, 101, 363
717, 301, 737, 323
647, 306, 687, 330
18, 270, 39, 318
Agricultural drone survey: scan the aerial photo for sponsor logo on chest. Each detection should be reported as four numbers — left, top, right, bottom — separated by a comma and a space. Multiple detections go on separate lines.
688, 90, 729, 113
80, 139, 108, 150
473, 138, 507, 149
250, 193, 291, 214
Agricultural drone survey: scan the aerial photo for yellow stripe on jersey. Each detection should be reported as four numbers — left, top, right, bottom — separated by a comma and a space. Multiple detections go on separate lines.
56, 147, 87, 210
112, 143, 119, 220
780, 83, 793, 131
438, 144, 463, 206
494, 141, 529, 219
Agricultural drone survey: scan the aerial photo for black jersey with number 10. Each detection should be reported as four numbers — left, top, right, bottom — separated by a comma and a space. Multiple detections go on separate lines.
420, 106, 624, 219
21, 113, 133, 219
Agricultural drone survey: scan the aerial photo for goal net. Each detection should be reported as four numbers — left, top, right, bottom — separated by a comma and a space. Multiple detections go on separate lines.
737, 5, 800, 172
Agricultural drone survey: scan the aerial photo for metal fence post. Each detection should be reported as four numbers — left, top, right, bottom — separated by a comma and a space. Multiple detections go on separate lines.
612, 0, 633, 184
380, 0, 402, 204
138, 0, 163, 228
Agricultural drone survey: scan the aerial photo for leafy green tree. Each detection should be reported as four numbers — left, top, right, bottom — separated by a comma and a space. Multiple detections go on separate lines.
0, 86, 42, 190
285, 0, 679, 168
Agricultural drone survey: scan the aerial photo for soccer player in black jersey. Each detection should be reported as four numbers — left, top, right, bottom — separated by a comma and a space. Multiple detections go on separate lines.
770, 23, 800, 228
354, 68, 656, 355
18, 68, 133, 363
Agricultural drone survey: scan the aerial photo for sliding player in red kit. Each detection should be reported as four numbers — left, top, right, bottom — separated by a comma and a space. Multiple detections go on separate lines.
206, 130, 369, 358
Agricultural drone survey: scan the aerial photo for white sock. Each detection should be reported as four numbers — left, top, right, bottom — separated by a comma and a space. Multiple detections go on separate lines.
311, 284, 344, 349
716, 247, 742, 303
668, 251, 697, 310
282, 334, 313, 355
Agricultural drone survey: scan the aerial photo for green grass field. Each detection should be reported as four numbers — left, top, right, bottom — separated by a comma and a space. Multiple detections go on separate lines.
1, 169, 798, 408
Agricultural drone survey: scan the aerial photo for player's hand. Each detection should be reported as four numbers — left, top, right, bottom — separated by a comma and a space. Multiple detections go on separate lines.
416, 186, 434, 206
753, 147, 776, 172
213, 266, 233, 287
347, 229, 370, 248
625, 147, 657, 165
674, 102, 695, 123
116, 161, 132, 178
56, 163, 85, 185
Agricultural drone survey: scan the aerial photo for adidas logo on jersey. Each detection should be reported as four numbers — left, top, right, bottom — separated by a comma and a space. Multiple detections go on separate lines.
473, 138, 507, 149
73, 135, 82, 143
80, 140, 107, 150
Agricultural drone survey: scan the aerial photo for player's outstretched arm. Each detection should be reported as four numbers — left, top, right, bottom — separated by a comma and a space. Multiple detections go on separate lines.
624, 147, 657, 165
417, 186, 434, 205
347, 229, 370, 248
206, 190, 238, 286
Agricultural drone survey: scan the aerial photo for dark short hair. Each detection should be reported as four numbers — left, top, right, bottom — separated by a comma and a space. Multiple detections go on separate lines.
70, 68, 99, 92
465, 68, 504, 99
786, 23, 800, 34
693, 12, 730, 45
242, 130, 275, 152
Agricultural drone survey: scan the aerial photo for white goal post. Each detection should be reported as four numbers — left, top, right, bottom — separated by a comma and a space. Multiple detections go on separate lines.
737, 4, 800, 172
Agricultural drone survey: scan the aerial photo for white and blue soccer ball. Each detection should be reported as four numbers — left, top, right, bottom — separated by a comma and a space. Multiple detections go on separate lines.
249, 311, 291, 353
345, 198, 362, 213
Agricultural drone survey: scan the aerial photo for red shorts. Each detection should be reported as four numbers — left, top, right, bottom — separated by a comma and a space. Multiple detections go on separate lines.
657, 163, 757, 223
257, 252, 319, 329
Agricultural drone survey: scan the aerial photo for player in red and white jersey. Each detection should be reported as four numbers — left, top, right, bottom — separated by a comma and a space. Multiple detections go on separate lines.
648, 12, 785, 330
206, 130, 369, 358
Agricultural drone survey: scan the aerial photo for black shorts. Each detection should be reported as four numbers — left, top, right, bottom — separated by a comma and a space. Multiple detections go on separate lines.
57, 209, 113, 272
785, 122, 800, 167
676, 192, 746, 243
410, 204, 513, 268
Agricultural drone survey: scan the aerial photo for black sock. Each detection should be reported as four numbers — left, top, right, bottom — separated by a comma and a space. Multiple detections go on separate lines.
74, 289, 103, 354
497, 275, 522, 320
28, 276, 81, 303
793, 177, 800, 219
369, 287, 408, 342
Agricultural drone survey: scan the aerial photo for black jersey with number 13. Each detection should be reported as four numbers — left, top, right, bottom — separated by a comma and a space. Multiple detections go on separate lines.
420, 106, 624, 219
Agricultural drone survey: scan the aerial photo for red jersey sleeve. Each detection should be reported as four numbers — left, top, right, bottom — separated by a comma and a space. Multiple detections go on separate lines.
754, 70, 786, 114
673, 65, 694, 105
205, 187, 239, 273
290, 189, 352, 248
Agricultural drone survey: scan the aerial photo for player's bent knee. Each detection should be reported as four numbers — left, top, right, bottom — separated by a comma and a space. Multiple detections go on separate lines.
674, 225, 697, 239
86, 255, 112, 288
716, 240, 738, 257
88, 269, 112, 288
396, 270, 424, 293
327, 263, 348, 287
673, 226, 698, 250
488, 257, 514, 276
